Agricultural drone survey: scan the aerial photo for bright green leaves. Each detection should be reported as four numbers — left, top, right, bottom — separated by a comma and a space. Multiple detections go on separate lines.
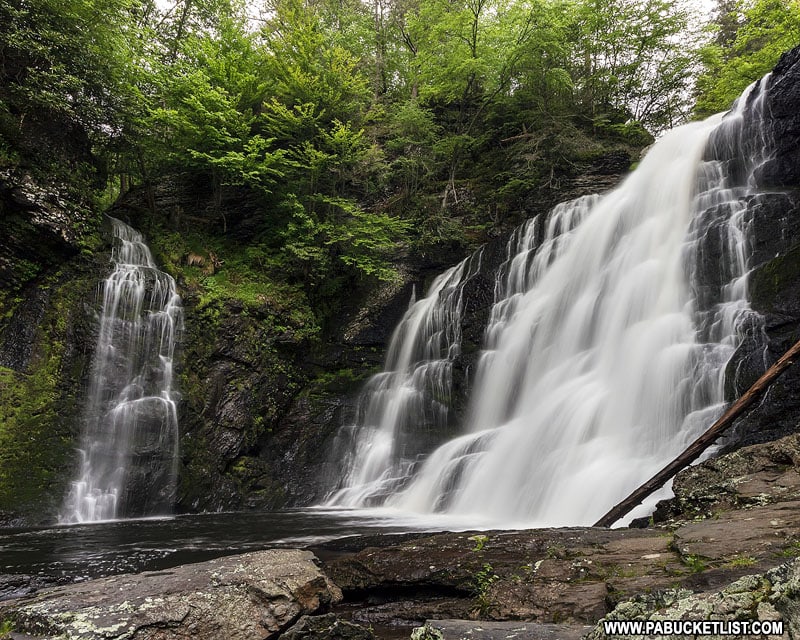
281, 195, 410, 284
0, 0, 138, 173
194, 136, 289, 195
138, 0, 407, 288
572, 0, 697, 131
695, 0, 800, 116
261, 0, 370, 121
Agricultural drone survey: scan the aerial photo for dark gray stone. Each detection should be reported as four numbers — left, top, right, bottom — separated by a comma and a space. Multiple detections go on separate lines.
0, 550, 342, 640
424, 619, 591, 640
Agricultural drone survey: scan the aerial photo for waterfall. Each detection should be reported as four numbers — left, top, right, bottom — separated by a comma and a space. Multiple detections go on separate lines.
328, 250, 484, 507
327, 78, 771, 526
60, 218, 183, 524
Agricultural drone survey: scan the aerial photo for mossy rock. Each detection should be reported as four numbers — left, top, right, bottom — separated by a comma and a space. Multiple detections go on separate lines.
0, 261, 100, 524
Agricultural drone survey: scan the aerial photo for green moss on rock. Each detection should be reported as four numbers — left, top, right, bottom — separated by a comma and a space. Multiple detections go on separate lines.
0, 266, 99, 523
750, 242, 800, 314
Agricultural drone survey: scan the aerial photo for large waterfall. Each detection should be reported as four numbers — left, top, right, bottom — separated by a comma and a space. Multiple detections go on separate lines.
60, 218, 182, 524
327, 79, 770, 526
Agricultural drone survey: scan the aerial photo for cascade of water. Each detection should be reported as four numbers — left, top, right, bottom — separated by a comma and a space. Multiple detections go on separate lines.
328, 78, 771, 526
327, 250, 484, 507
60, 218, 183, 524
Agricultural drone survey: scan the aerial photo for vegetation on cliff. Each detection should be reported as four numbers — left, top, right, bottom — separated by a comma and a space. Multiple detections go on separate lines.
0, 0, 799, 520
1, 0, 797, 317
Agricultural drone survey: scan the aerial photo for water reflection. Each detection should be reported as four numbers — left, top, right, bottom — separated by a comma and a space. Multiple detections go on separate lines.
0, 509, 482, 581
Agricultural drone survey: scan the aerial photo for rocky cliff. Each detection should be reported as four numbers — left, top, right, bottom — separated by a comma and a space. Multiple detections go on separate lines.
2, 43, 800, 526
725, 45, 800, 447
0, 169, 106, 526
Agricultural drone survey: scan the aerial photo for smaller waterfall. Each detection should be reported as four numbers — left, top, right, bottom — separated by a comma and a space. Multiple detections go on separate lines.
327, 250, 484, 507
60, 218, 182, 523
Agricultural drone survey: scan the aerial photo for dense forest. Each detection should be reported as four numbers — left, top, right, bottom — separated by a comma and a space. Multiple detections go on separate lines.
0, 0, 799, 521
1, 0, 798, 324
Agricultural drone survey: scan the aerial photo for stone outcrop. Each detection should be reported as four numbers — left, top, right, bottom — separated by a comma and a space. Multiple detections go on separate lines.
420, 619, 591, 640
0, 180, 106, 526
282, 614, 376, 640
586, 559, 799, 640
654, 432, 800, 522
0, 550, 342, 640
320, 515, 797, 629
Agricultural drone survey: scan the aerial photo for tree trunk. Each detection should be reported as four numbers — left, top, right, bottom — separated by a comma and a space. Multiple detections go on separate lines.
594, 337, 800, 528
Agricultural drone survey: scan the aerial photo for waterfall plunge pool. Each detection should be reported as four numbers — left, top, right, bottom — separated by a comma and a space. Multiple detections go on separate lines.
0, 508, 511, 585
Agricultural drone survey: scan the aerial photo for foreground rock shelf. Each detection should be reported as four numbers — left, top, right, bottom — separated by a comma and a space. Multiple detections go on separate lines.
0, 550, 342, 640
3, 433, 800, 639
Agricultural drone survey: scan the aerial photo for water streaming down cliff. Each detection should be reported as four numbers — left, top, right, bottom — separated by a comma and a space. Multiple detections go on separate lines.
60, 218, 183, 523
327, 78, 771, 526
329, 251, 485, 507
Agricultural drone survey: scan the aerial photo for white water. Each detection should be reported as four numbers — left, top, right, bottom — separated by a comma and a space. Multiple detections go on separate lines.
329, 250, 484, 507
328, 79, 771, 526
60, 218, 182, 524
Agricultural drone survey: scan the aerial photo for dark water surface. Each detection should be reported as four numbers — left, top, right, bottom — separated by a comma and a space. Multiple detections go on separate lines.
0, 508, 456, 581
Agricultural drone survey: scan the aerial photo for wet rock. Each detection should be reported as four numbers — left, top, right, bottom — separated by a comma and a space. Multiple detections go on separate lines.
756, 46, 800, 189
282, 613, 376, 640
0, 575, 70, 603
709, 44, 800, 450
422, 619, 591, 640
324, 528, 688, 624
663, 433, 800, 520
0, 258, 104, 525
0, 550, 342, 640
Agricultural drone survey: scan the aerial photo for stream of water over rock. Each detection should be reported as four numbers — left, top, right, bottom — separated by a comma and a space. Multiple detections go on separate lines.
327, 79, 772, 527
59, 218, 182, 524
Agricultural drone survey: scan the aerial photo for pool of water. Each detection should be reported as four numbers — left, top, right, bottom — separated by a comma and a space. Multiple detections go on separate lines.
0, 508, 482, 582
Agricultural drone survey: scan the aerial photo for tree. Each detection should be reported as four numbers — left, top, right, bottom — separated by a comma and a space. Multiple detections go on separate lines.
695, 0, 800, 116
0, 0, 140, 182
572, 0, 697, 131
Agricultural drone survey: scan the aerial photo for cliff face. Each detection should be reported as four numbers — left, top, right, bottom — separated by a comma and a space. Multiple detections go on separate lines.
1, 47, 799, 526
0, 171, 105, 526
716, 46, 800, 447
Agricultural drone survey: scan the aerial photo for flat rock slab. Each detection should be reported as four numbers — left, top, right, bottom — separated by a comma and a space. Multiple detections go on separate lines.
426, 619, 592, 640
325, 527, 685, 623
0, 549, 342, 640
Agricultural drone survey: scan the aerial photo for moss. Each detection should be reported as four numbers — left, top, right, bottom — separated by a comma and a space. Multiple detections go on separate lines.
723, 555, 758, 568
0, 267, 97, 521
749, 242, 800, 313
143, 223, 320, 348
310, 367, 372, 394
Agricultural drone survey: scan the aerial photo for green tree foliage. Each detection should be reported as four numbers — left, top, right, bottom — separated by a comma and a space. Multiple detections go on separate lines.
572, 0, 697, 130
695, 0, 800, 116
0, 0, 138, 184
7, 0, 789, 319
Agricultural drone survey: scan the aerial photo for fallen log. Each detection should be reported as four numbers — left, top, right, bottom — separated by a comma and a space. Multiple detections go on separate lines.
594, 336, 800, 528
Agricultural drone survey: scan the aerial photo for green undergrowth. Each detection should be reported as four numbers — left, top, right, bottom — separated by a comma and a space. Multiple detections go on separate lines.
0, 619, 14, 636
147, 225, 320, 341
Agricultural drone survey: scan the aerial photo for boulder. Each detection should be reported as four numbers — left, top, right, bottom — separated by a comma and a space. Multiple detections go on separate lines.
586, 558, 800, 640
0, 550, 342, 640
419, 619, 591, 640
281, 613, 376, 640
